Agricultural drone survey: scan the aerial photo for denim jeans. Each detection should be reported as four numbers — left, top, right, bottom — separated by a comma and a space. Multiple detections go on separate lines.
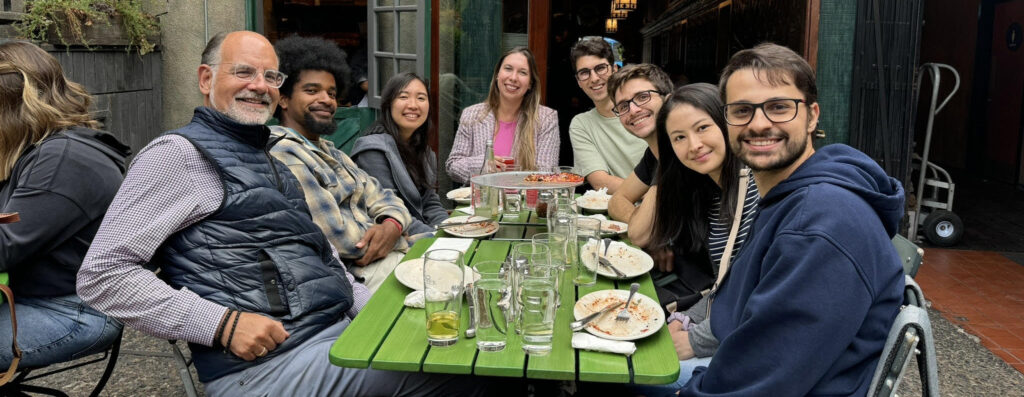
629, 356, 713, 397
0, 294, 122, 368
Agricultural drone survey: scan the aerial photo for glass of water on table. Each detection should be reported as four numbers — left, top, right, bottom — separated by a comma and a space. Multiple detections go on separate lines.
512, 243, 558, 356
471, 260, 509, 352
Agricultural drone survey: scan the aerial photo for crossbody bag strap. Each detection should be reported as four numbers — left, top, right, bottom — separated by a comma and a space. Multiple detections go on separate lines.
704, 168, 751, 317
0, 284, 21, 386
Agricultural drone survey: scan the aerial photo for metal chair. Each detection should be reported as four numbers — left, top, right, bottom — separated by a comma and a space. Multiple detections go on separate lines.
867, 276, 939, 397
0, 329, 122, 397
892, 234, 925, 278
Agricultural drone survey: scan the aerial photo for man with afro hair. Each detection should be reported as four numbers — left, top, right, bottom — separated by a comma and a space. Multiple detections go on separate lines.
270, 36, 418, 292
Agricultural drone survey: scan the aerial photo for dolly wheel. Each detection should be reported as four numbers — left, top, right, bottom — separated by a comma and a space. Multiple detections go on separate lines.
923, 210, 963, 247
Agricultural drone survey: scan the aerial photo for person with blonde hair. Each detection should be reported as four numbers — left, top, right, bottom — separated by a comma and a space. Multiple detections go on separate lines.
0, 40, 127, 369
446, 47, 559, 183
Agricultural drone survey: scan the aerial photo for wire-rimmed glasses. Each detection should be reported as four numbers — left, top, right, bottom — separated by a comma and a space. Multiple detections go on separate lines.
208, 63, 288, 89
575, 63, 612, 82
612, 89, 665, 116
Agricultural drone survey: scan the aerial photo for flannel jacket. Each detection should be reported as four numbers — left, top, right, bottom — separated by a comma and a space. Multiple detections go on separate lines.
269, 126, 415, 258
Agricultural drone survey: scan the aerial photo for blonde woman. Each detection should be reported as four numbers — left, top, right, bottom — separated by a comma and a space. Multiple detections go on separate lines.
0, 41, 127, 369
445, 47, 559, 184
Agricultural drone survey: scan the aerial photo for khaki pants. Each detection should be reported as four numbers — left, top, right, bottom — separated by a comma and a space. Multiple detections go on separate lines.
350, 251, 405, 292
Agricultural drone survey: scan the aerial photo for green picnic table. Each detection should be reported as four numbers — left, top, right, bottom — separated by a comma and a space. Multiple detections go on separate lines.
328, 211, 680, 385
0, 272, 7, 304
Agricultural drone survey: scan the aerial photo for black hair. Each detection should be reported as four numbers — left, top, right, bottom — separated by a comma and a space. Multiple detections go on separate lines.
365, 72, 433, 193
650, 83, 743, 254
273, 35, 351, 118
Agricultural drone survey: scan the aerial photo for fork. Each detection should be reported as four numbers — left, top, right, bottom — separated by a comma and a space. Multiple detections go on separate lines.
617, 283, 640, 322
599, 238, 627, 277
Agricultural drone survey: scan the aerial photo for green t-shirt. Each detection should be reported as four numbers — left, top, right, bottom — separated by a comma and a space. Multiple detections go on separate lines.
569, 108, 648, 180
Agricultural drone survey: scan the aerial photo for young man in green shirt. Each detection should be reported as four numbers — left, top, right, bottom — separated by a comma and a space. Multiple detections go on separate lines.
567, 37, 647, 194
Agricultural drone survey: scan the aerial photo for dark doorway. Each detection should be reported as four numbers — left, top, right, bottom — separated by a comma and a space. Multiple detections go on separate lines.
981, 0, 1024, 185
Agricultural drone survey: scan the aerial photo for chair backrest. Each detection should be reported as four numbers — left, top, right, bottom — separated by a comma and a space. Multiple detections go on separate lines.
892, 234, 924, 277
867, 275, 939, 397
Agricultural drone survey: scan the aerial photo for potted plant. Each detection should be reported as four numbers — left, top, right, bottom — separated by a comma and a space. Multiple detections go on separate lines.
14, 0, 160, 55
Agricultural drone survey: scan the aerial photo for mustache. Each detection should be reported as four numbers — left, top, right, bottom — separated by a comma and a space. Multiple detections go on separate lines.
235, 90, 272, 104
309, 104, 336, 113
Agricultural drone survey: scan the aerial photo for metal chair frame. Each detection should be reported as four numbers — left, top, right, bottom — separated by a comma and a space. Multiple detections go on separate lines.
867, 276, 939, 397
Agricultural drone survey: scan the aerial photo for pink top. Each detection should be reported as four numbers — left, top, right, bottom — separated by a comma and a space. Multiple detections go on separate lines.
494, 120, 516, 157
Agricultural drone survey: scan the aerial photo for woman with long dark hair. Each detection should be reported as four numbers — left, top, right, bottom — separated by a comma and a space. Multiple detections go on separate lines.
445, 47, 559, 183
0, 41, 127, 369
637, 83, 760, 393
352, 72, 447, 238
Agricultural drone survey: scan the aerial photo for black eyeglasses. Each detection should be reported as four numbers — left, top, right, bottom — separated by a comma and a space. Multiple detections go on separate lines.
612, 90, 665, 116
575, 63, 612, 82
723, 99, 805, 126
209, 63, 288, 89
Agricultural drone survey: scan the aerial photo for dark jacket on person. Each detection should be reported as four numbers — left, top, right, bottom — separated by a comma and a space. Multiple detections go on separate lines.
350, 130, 447, 237
681, 144, 905, 396
0, 127, 129, 297
153, 108, 354, 382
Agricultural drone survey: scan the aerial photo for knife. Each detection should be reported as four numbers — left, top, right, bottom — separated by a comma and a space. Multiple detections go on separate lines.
435, 219, 496, 230
464, 283, 476, 338
570, 300, 625, 332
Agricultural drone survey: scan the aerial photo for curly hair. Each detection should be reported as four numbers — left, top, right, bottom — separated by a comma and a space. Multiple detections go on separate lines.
0, 41, 98, 180
274, 36, 351, 104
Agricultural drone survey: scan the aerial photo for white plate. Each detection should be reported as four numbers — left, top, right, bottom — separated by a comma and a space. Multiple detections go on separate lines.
393, 258, 480, 291
600, 220, 628, 236
573, 289, 665, 341
440, 215, 499, 238
580, 240, 653, 279
446, 187, 472, 204
576, 193, 610, 212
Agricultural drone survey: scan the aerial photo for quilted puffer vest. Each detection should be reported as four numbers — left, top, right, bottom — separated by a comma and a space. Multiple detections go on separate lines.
153, 107, 353, 382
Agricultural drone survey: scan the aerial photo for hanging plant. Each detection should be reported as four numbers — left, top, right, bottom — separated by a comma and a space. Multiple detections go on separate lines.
15, 0, 160, 55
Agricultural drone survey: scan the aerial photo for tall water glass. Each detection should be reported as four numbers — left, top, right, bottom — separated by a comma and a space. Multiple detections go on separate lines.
423, 249, 465, 347
546, 196, 577, 230
471, 260, 509, 352
574, 218, 601, 286
510, 242, 551, 334
519, 270, 557, 355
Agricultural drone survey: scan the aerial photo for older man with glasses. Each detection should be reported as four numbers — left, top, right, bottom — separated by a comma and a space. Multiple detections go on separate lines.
76, 31, 507, 396
566, 37, 647, 194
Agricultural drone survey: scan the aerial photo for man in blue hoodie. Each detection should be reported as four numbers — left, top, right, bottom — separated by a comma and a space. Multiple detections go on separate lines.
678, 43, 906, 396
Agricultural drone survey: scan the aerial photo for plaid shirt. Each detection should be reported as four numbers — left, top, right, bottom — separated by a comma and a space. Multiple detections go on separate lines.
269, 126, 415, 258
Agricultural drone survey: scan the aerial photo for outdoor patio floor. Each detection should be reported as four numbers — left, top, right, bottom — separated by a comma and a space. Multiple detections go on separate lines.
915, 248, 1024, 374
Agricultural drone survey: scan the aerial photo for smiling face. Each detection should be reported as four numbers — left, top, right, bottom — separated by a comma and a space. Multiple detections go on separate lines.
666, 103, 727, 184
724, 68, 819, 175
279, 70, 338, 138
614, 78, 664, 140
496, 52, 531, 103
390, 78, 429, 138
575, 55, 614, 103
199, 32, 280, 125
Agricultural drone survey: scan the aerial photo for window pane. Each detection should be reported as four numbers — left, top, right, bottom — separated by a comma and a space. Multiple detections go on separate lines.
378, 58, 396, 92
398, 59, 417, 74
398, 11, 418, 54
377, 12, 395, 53
378, 0, 394, 6
399, 0, 417, 5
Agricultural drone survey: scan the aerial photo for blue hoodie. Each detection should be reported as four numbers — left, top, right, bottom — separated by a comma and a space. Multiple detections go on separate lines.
681, 144, 906, 396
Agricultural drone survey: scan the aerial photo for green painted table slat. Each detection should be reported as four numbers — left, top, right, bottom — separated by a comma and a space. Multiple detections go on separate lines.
576, 277, 630, 383
0, 272, 8, 304
329, 239, 436, 368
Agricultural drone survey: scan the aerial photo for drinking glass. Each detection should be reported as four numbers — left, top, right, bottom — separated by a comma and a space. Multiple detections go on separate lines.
574, 217, 601, 286
423, 249, 465, 347
471, 176, 502, 221
546, 197, 577, 230
518, 270, 557, 355
510, 242, 551, 334
471, 260, 509, 352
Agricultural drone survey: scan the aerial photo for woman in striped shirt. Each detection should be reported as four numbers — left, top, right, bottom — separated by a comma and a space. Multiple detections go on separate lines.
648, 83, 760, 371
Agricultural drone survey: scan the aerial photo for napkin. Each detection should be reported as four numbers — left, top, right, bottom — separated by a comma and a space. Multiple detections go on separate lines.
572, 332, 636, 356
404, 290, 424, 308
455, 206, 475, 215
427, 237, 474, 253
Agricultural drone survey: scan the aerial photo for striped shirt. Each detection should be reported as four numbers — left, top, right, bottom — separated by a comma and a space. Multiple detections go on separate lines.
78, 134, 371, 347
707, 175, 760, 270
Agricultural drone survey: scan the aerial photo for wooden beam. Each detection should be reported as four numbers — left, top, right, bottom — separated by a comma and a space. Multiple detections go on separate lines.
804, 0, 821, 70
528, 0, 550, 106
429, 0, 439, 153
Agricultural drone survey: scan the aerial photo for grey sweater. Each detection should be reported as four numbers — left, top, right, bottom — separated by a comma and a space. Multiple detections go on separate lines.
351, 132, 448, 237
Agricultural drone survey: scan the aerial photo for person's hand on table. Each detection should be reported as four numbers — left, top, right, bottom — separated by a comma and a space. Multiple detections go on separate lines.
650, 246, 675, 272
355, 220, 401, 266
493, 156, 511, 171
221, 311, 289, 361
668, 320, 695, 360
